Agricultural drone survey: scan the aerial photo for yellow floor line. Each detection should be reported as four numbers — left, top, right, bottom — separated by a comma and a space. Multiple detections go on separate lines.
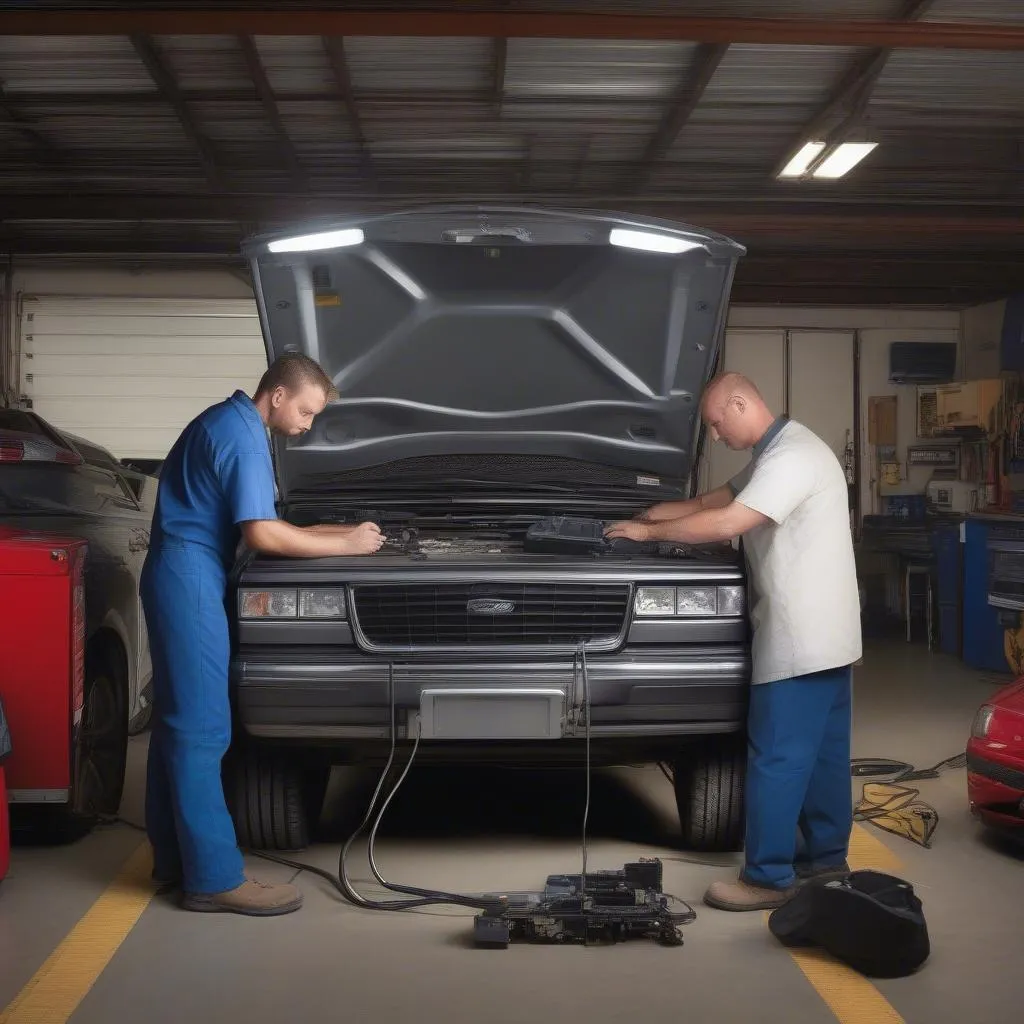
0, 841, 156, 1024
775, 822, 908, 1024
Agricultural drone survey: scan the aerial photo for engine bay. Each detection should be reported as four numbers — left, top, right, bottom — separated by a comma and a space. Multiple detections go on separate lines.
305, 509, 735, 563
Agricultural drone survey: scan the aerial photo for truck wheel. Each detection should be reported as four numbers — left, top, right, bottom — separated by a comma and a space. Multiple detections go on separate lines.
673, 738, 746, 852
224, 746, 327, 852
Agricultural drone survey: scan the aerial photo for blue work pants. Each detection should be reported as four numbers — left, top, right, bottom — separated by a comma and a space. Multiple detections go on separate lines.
742, 665, 853, 890
140, 540, 246, 895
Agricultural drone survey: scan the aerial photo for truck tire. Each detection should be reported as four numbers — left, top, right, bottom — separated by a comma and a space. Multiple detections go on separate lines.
224, 746, 327, 852
673, 738, 745, 852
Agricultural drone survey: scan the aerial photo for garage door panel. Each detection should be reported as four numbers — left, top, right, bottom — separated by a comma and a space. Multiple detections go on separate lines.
31, 334, 267, 357
29, 376, 263, 400
21, 297, 268, 460
50, 396, 238, 429
26, 297, 259, 318
28, 314, 264, 340
30, 353, 267, 380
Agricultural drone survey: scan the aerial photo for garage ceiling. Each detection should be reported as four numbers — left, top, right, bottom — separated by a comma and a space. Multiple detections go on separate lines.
1, 0, 1023, 305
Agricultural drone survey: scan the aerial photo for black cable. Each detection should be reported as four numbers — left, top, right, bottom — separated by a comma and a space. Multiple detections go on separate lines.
253, 664, 503, 912
579, 643, 591, 903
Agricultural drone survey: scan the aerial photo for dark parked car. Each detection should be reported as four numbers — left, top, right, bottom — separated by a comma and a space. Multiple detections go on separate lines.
225, 206, 751, 853
0, 408, 156, 828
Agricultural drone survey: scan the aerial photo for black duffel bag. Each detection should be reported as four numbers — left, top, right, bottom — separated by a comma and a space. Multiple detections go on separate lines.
768, 869, 930, 978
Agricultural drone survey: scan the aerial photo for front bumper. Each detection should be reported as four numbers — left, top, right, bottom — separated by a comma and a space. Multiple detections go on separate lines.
232, 644, 749, 741
966, 748, 1024, 831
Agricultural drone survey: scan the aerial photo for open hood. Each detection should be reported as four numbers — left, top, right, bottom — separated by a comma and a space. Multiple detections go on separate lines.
243, 205, 744, 497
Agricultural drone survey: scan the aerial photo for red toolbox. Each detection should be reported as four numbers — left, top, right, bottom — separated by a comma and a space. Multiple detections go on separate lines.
0, 527, 88, 819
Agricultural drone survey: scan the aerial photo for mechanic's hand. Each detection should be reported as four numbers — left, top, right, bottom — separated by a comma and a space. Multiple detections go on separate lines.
604, 520, 652, 542
345, 521, 385, 555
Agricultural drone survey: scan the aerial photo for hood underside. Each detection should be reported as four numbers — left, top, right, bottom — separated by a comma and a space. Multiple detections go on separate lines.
243, 205, 745, 497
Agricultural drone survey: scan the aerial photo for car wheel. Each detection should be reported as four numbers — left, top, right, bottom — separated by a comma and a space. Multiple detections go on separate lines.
46, 643, 129, 841
673, 738, 746, 852
224, 745, 328, 852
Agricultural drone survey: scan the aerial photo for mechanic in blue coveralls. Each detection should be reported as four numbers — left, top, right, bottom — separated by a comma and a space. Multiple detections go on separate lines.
142, 353, 383, 916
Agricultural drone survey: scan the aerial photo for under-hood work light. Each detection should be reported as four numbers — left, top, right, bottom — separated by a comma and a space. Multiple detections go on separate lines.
609, 228, 704, 255
267, 228, 365, 253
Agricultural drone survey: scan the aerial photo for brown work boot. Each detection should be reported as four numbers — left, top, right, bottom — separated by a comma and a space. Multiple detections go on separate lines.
703, 878, 795, 912
182, 878, 304, 916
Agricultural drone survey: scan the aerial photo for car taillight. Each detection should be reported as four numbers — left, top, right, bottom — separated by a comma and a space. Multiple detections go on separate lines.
0, 434, 82, 465
71, 548, 86, 727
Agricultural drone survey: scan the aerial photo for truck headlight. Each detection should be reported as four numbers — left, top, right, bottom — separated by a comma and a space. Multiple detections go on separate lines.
240, 589, 297, 619
298, 588, 347, 619
634, 585, 746, 618
634, 587, 676, 616
239, 588, 347, 620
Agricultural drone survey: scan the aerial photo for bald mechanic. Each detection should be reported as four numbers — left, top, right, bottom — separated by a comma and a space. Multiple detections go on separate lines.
142, 354, 383, 916
606, 372, 861, 912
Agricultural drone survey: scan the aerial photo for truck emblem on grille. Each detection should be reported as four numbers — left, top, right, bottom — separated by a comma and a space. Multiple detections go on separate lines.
467, 598, 516, 616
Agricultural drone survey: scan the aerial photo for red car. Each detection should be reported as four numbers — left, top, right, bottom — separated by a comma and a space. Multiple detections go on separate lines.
967, 678, 1024, 840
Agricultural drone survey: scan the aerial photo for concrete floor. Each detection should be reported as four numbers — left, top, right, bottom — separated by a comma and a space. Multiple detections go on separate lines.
2, 638, 1021, 1024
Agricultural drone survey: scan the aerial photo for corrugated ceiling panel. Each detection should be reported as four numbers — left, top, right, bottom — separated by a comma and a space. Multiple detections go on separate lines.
344, 37, 493, 93
925, 0, 1024, 23
873, 50, 1024, 112
501, 100, 661, 126
154, 35, 253, 91
702, 44, 864, 109
0, 36, 153, 94
191, 100, 281, 146
25, 105, 192, 150
252, 36, 337, 93
275, 100, 352, 145
668, 120, 799, 166
505, 40, 696, 98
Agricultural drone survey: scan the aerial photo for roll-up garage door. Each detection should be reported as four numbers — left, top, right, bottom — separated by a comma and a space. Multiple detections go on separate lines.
19, 296, 268, 460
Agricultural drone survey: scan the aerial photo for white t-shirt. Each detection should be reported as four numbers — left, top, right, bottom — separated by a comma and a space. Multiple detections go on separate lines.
728, 418, 862, 685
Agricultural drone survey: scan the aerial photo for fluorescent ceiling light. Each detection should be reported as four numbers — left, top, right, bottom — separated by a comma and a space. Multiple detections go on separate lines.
812, 142, 878, 179
268, 228, 365, 253
609, 228, 703, 255
778, 140, 826, 179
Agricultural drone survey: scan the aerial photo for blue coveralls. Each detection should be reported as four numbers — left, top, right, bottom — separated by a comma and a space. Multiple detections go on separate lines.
141, 390, 278, 894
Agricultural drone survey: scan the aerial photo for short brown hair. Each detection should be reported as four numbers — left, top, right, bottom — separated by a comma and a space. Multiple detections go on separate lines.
255, 353, 338, 401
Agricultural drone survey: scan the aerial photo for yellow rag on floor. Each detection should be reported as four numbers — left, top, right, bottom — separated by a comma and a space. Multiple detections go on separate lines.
853, 782, 938, 848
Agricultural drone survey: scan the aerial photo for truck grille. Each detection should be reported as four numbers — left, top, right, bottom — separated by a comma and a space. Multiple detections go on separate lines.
351, 582, 631, 650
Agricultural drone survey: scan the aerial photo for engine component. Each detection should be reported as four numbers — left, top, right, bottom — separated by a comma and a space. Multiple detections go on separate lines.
472, 857, 695, 948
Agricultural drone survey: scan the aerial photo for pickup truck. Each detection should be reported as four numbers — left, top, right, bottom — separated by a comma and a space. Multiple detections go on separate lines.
225, 205, 751, 854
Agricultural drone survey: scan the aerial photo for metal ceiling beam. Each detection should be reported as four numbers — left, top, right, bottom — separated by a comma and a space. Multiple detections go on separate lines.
3, 10, 1024, 50
493, 38, 508, 108
771, 0, 938, 178
130, 34, 224, 190
321, 36, 376, 189
632, 42, 729, 192
1, 195, 1022, 241
238, 34, 307, 189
